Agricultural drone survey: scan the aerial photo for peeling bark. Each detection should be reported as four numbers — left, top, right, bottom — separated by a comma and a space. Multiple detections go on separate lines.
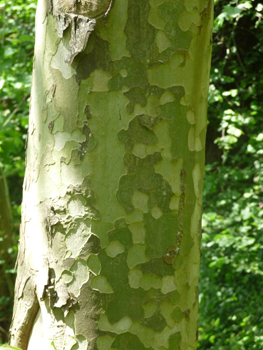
53, 0, 113, 18
10, 0, 213, 349
9, 274, 39, 350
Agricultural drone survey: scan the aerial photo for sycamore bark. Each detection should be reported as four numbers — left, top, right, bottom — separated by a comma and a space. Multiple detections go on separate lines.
9, 0, 213, 349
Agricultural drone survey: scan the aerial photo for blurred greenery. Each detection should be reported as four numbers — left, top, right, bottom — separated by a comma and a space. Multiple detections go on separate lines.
199, 0, 263, 349
0, 0, 36, 343
0, 0, 36, 212
1, 0, 263, 348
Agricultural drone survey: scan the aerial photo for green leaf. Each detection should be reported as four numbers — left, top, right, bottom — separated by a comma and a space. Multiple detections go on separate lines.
222, 89, 238, 97
0, 345, 22, 350
4, 47, 16, 58
223, 5, 243, 18
227, 125, 243, 138
255, 133, 263, 141
237, 2, 253, 10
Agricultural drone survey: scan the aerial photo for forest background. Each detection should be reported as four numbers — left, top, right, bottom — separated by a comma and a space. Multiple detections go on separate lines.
0, 0, 263, 349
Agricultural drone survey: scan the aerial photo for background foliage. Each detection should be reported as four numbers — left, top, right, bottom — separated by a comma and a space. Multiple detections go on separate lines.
199, 1, 263, 349
0, 0, 36, 342
0, 0, 263, 347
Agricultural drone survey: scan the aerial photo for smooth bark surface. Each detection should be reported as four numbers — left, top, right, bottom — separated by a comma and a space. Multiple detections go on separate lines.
0, 176, 14, 341
10, 1, 213, 349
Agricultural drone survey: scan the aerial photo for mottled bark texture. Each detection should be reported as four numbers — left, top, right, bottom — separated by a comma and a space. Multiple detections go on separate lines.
9, 0, 213, 349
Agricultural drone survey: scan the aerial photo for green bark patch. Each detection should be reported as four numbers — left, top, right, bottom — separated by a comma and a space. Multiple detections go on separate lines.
171, 306, 184, 323
124, 87, 148, 114
138, 114, 159, 130
141, 309, 166, 331
51, 68, 79, 131
106, 286, 146, 323
84, 104, 92, 119
118, 116, 158, 146
112, 333, 153, 350
87, 254, 101, 275
180, 232, 194, 256
76, 35, 113, 82
170, 290, 181, 305
144, 212, 177, 259
90, 275, 113, 294
125, 0, 157, 63
127, 244, 148, 269
124, 153, 162, 174
107, 72, 125, 91
168, 331, 182, 350
158, 2, 192, 61
138, 257, 174, 277
157, 100, 189, 160
108, 226, 133, 248
105, 240, 125, 258
139, 273, 161, 290
99, 250, 129, 290
117, 168, 173, 214
124, 60, 149, 88
78, 124, 96, 160
166, 86, 185, 101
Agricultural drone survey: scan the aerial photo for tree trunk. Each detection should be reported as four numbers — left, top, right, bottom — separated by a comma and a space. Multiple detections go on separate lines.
0, 175, 14, 341
9, 0, 213, 349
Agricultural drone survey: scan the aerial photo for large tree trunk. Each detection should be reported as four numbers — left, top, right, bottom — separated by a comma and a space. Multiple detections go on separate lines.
9, 0, 213, 349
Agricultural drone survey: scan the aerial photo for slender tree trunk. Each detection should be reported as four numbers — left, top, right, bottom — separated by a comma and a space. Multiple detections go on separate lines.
10, 0, 213, 349
0, 175, 13, 292
0, 175, 14, 341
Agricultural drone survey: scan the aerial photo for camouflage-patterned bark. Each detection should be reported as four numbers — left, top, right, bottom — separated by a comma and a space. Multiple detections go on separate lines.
9, 0, 213, 349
